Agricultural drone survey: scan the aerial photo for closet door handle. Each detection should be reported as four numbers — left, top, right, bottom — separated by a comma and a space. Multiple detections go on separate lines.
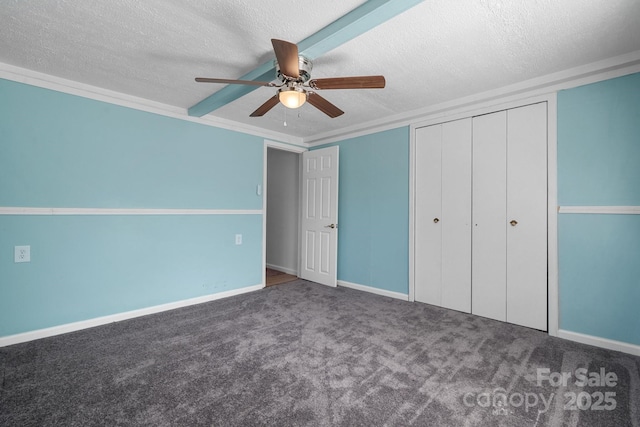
433, 218, 439, 223
510, 220, 518, 226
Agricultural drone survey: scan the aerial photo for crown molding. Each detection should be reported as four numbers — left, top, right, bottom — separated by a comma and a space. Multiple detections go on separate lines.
3, 48, 640, 149
304, 49, 640, 146
0, 62, 305, 146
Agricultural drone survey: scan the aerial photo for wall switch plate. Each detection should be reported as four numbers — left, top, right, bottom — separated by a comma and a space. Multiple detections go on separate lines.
15, 245, 31, 263
235, 234, 242, 245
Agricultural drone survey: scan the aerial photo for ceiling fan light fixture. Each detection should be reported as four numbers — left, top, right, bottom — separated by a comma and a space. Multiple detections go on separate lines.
278, 87, 307, 109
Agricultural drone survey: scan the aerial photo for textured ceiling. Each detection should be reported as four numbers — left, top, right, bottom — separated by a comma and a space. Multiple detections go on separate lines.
1, 0, 640, 143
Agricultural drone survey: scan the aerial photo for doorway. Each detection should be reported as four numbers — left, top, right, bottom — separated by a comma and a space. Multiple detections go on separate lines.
263, 142, 305, 286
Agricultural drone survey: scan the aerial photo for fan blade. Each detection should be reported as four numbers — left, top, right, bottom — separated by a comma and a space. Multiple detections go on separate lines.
271, 39, 299, 79
307, 92, 344, 118
195, 77, 274, 87
309, 75, 386, 90
250, 95, 280, 117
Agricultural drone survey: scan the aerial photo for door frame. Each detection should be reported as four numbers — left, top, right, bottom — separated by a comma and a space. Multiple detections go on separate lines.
262, 140, 308, 288
409, 93, 559, 336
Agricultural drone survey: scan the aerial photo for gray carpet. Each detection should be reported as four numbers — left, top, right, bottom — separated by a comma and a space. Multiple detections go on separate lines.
1, 280, 639, 426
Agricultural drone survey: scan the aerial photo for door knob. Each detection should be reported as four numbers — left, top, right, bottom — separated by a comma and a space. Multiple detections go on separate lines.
510, 220, 518, 226
433, 218, 439, 223
324, 223, 337, 229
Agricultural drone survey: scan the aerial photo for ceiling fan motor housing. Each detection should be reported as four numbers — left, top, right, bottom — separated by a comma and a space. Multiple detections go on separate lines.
275, 56, 313, 83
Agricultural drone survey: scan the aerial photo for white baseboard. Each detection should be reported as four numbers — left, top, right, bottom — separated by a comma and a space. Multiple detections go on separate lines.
266, 263, 297, 276
337, 280, 409, 301
558, 329, 640, 357
0, 284, 264, 347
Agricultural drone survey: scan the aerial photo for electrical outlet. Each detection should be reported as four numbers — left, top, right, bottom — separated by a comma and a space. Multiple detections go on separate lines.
235, 234, 242, 245
15, 245, 31, 263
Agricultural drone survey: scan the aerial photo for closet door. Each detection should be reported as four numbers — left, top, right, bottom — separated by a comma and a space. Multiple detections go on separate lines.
441, 118, 472, 312
472, 104, 548, 329
472, 111, 508, 322
415, 124, 442, 306
506, 103, 548, 330
415, 119, 472, 312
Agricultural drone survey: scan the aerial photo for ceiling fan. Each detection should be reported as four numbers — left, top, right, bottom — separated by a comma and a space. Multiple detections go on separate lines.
195, 39, 386, 118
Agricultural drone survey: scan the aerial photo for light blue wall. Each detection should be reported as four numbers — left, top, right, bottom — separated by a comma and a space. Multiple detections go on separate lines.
0, 79, 264, 336
0, 80, 262, 209
5, 70, 639, 347
558, 214, 640, 344
557, 72, 640, 346
315, 127, 410, 295
558, 72, 640, 206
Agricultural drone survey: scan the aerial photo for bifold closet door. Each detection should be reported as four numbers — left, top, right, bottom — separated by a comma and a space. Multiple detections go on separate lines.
441, 119, 472, 312
415, 118, 472, 312
506, 103, 548, 330
415, 125, 442, 306
472, 111, 508, 322
472, 103, 548, 330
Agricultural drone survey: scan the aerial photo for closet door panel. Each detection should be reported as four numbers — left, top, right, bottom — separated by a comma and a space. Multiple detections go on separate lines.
472, 111, 507, 322
441, 118, 472, 313
415, 125, 442, 306
506, 103, 548, 330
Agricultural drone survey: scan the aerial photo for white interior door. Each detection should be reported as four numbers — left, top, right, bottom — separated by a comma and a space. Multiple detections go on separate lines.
415, 125, 443, 305
441, 118, 472, 312
472, 111, 508, 322
506, 103, 548, 330
300, 146, 339, 287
